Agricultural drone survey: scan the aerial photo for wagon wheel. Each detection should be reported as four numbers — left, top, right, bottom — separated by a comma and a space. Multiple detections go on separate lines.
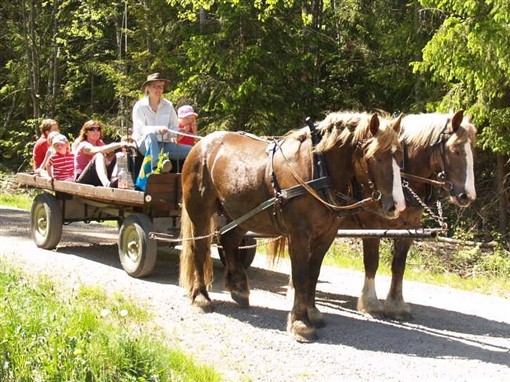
218, 236, 257, 269
118, 213, 157, 278
30, 193, 63, 249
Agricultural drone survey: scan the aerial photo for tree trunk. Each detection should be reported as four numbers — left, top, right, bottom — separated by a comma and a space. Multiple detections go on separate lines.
21, 0, 41, 120
496, 153, 508, 236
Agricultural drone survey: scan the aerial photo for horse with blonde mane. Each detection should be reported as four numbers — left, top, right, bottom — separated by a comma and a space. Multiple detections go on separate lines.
178, 111, 406, 342
342, 110, 477, 319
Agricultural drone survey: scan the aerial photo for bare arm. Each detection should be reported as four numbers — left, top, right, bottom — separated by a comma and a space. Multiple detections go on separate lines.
81, 141, 126, 156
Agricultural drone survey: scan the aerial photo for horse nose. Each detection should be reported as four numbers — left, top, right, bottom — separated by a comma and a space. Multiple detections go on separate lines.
384, 204, 400, 219
457, 193, 471, 206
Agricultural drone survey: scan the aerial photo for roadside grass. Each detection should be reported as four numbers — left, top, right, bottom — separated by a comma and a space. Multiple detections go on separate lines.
0, 261, 222, 382
0, 191, 33, 210
324, 239, 510, 298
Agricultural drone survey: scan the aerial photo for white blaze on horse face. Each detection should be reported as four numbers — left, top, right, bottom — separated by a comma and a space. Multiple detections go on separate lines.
464, 141, 476, 200
391, 145, 406, 213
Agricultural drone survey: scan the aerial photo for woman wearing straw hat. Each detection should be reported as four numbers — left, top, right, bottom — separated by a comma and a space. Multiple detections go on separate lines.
132, 73, 192, 172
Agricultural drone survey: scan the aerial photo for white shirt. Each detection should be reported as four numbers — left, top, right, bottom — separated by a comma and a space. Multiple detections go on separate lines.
132, 96, 179, 141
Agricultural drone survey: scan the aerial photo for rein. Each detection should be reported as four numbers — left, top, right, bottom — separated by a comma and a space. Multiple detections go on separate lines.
400, 172, 452, 190
273, 123, 381, 214
277, 148, 379, 213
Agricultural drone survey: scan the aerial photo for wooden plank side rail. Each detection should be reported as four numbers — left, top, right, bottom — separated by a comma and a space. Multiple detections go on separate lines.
17, 172, 145, 207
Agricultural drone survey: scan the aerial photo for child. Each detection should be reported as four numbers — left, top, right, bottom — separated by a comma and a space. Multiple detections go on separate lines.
33, 118, 60, 171
47, 134, 75, 181
177, 105, 198, 146
34, 131, 60, 178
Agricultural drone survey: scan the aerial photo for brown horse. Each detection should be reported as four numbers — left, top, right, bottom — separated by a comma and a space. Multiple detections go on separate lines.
179, 111, 406, 342
341, 110, 477, 319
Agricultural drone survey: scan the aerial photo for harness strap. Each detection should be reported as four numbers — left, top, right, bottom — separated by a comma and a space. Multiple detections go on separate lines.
305, 117, 329, 179
218, 196, 279, 236
218, 177, 333, 236
280, 177, 331, 200
268, 140, 283, 196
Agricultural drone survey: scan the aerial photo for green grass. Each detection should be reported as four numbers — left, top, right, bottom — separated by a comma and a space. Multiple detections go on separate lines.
324, 239, 510, 298
0, 192, 33, 210
0, 261, 222, 382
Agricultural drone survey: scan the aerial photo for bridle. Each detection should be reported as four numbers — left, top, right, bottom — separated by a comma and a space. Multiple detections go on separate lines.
400, 122, 454, 192
351, 139, 384, 202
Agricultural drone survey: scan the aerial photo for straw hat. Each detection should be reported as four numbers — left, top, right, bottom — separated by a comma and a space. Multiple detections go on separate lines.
141, 73, 171, 90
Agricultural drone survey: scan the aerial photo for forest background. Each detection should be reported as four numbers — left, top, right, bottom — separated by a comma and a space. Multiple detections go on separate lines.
0, 0, 509, 246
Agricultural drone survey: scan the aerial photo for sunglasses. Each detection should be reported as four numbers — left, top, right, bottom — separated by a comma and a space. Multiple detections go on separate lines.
88, 126, 101, 132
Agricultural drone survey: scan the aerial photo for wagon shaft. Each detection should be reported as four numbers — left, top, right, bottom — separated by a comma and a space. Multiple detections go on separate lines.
335, 228, 443, 239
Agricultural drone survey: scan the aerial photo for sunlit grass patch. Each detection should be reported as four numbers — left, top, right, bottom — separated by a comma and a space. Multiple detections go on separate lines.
0, 262, 222, 382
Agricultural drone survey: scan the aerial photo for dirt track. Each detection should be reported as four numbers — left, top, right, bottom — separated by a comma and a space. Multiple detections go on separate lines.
1, 206, 509, 381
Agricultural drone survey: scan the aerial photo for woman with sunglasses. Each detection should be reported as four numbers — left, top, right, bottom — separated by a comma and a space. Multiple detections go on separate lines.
74, 120, 133, 187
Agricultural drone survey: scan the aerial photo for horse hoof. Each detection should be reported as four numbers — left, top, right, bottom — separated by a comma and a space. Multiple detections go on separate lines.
308, 307, 325, 328
357, 298, 384, 317
193, 294, 214, 313
384, 302, 413, 321
231, 291, 250, 307
287, 318, 317, 343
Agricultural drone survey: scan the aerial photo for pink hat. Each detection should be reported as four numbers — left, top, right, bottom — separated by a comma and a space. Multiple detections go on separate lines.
52, 134, 68, 147
178, 105, 198, 119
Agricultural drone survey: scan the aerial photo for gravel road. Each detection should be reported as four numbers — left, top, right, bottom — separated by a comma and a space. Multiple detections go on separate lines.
1, 206, 509, 381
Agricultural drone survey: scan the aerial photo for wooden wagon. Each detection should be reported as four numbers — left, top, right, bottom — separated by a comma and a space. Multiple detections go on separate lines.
16, 172, 182, 277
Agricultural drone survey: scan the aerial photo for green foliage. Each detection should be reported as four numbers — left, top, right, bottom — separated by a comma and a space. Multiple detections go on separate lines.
414, 0, 510, 154
1, 0, 509, 242
0, 263, 221, 382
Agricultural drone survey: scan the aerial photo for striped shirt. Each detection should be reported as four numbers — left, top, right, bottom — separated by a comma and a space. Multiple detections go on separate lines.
48, 152, 75, 181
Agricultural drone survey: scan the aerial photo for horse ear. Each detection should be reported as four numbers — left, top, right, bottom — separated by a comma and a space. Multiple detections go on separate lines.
451, 110, 464, 133
392, 113, 403, 135
369, 113, 380, 136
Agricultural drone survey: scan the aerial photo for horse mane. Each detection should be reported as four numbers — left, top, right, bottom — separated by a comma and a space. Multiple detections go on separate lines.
401, 112, 477, 149
312, 111, 398, 158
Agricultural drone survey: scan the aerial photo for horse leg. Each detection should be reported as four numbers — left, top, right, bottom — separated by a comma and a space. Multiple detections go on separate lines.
221, 229, 250, 307
384, 238, 413, 320
306, 235, 336, 328
190, 235, 214, 312
357, 238, 385, 317
287, 233, 317, 343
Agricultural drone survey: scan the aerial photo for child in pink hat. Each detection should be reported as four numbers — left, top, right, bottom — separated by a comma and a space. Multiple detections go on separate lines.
177, 105, 198, 147
47, 134, 75, 181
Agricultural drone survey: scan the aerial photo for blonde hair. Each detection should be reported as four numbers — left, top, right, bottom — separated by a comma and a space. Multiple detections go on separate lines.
39, 119, 58, 135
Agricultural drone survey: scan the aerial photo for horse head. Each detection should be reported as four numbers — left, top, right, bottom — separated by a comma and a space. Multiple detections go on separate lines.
352, 113, 406, 219
440, 110, 477, 207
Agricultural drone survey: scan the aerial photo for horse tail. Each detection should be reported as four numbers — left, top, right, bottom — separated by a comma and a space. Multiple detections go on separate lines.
179, 202, 215, 292
179, 202, 195, 291
266, 236, 287, 265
